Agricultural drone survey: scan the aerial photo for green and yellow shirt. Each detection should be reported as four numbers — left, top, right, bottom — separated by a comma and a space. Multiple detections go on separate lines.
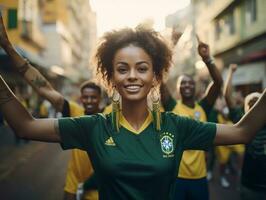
62, 100, 98, 200
163, 97, 212, 179
59, 111, 216, 200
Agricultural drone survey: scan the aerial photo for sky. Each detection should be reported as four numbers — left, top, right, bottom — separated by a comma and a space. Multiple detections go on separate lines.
90, 0, 190, 37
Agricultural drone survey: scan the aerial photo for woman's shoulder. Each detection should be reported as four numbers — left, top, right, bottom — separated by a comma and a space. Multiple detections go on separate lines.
80, 113, 110, 121
161, 111, 194, 126
162, 111, 185, 119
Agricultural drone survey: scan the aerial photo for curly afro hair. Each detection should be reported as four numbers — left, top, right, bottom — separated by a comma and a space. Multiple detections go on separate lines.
95, 26, 172, 86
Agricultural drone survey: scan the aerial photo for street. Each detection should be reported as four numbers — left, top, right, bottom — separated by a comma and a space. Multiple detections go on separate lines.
0, 125, 241, 200
0, 126, 69, 200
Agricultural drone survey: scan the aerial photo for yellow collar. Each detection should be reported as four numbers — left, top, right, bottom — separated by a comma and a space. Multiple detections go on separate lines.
120, 112, 153, 134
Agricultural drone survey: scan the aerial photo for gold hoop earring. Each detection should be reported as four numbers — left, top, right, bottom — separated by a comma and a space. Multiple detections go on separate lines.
151, 87, 161, 131
111, 87, 120, 132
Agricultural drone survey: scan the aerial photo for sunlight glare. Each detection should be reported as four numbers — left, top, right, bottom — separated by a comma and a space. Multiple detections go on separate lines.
90, 0, 190, 37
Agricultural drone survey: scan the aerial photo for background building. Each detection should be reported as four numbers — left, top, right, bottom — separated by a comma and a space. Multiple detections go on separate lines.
193, 0, 266, 96
165, 4, 207, 98
164, 0, 266, 98
42, 0, 97, 83
0, 0, 97, 112
0, 0, 47, 110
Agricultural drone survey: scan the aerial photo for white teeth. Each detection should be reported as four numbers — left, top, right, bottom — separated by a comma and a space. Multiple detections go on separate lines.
125, 85, 141, 92
126, 86, 140, 89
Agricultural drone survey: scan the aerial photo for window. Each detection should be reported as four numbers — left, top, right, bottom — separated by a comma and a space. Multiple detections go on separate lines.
215, 20, 222, 40
245, 0, 257, 24
8, 9, 18, 29
225, 12, 235, 35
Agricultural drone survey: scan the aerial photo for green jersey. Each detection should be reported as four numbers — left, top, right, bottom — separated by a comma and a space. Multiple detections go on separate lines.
229, 107, 244, 123
59, 112, 216, 200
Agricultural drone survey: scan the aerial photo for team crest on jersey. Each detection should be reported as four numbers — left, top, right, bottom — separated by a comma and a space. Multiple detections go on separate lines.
194, 111, 201, 120
160, 132, 174, 157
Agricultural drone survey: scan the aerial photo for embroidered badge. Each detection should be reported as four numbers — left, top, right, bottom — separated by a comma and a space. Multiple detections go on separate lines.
160, 132, 174, 157
194, 111, 201, 120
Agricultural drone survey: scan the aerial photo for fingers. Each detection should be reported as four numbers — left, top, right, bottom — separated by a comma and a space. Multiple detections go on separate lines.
196, 34, 201, 43
229, 64, 238, 72
229, 64, 237, 68
196, 34, 208, 49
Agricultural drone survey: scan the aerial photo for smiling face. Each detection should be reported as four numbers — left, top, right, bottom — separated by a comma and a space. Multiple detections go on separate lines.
112, 45, 155, 103
80, 87, 101, 115
177, 75, 195, 100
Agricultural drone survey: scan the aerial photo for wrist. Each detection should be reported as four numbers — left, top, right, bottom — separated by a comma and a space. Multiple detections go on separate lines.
203, 57, 214, 65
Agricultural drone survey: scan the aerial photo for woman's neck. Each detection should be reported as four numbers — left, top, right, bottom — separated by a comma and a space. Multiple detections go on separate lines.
121, 99, 149, 131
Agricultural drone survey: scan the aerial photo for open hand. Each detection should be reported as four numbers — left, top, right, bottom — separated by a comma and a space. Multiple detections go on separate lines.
196, 35, 210, 61
0, 12, 11, 48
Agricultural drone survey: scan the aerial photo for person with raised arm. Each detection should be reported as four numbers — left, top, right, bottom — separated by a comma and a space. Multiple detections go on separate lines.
161, 35, 223, 200
0, 12, 266, 200
223, 64, 244, 123
0, 14, 101, 200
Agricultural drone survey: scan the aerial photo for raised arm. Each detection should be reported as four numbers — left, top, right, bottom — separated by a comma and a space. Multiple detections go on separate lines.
0, 75, 60, 142
214, 88, 266, 145
197, 36, 223, 106
0, 14, 64, 111
223, 64, 237, 109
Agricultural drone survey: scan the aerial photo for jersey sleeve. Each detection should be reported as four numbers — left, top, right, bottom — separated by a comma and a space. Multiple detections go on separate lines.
58, 115, 97, 150
229, 107, 244, 123
62, 99, 70, 117
174, 115, 216, 150
199, 98, 213, 117
207, 109, 218, 123
162, 96, 177, 111
69, 101, 84, 117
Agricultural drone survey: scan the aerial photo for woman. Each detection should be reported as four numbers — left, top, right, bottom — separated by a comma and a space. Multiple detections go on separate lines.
0, 17, 266, 199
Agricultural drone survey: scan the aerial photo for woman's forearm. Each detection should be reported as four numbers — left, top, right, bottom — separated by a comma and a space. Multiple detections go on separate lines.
0, 75, 34, 137
2, 44, 28, 72
3, 44, 64, 111
0, 75, 61, 142
1, 14, 64, 111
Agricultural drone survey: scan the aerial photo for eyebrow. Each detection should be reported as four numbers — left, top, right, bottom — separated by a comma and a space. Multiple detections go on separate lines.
115, 61, 150, 65
136, 61, 149, 65
116, 61, 128, 65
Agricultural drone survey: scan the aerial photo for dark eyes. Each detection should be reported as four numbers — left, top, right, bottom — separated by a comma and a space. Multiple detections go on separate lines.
116, 65, 149, 74
181, 80, 194, 84
117, 67, 127, 74
138, 66, 148, 73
